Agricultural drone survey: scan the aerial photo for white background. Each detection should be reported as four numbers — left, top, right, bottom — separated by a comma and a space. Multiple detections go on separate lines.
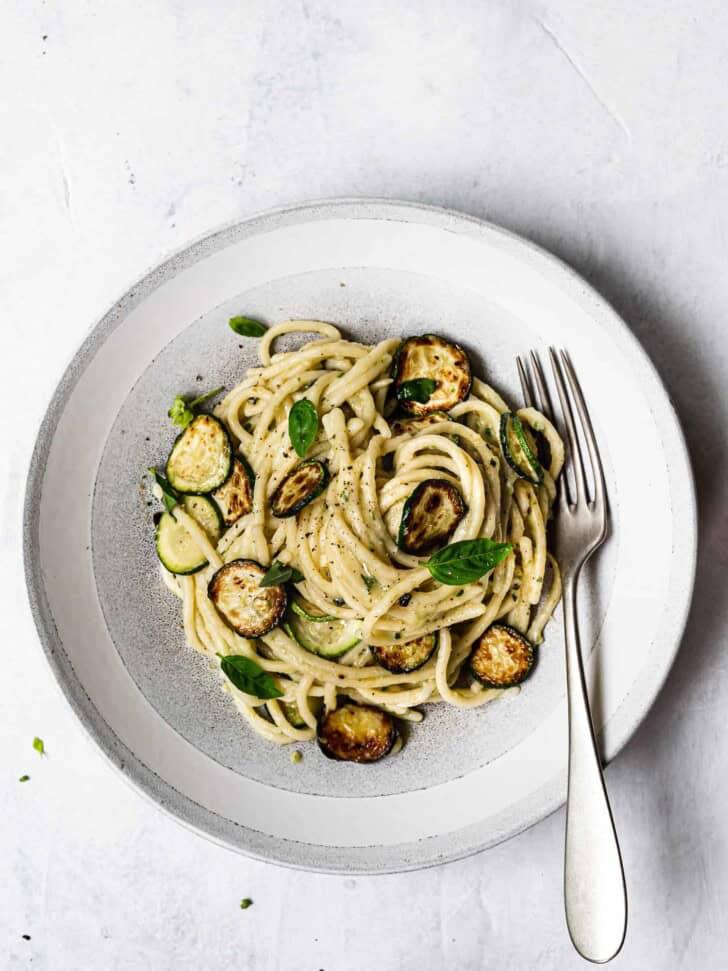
2, 2, 726, 969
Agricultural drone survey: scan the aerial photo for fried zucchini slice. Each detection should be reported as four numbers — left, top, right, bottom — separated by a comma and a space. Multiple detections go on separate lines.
499, 412, 544, 485
166, 414, 233, 494
155, 495, 222, 575
212, 456, 254, 526
274, 696, 322, 728
469, 623, 535, 687
208, 558, 287, 637
318, 703, 397, 763
370, 631, 438, 674
290, 598, 341, 623
270, 460, 329, 518
398, 479, 466, 555
268, 698, 312, 729
285, 601, 361, 658
393, 334, 472, 415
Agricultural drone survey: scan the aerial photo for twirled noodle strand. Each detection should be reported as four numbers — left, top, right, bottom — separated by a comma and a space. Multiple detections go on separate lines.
157, 321, 563, 744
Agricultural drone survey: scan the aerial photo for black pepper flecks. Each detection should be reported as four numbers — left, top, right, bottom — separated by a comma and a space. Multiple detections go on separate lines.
398, 593, 412, 607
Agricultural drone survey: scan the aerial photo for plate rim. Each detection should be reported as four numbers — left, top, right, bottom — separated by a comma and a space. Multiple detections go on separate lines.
23, 197, 697, 873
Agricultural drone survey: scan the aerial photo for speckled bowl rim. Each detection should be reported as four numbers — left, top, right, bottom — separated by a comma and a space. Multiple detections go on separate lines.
23, 199, 697, 874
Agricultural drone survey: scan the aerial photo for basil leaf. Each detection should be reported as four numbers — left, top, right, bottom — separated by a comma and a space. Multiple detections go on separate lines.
396, 378, 437, 404
218, 655, 283, 699
19, 774, 30, 783
240, 898, 253, 910
288, 399, 319, 457
148, 468, 179, 513
426, 539, 513, 585
168, 386, 224, 429
168, 395, 194, 428
259, 561, 304, 587
32, 737, 45, 757
361, 573, 375, 592
229, 316, 267, 338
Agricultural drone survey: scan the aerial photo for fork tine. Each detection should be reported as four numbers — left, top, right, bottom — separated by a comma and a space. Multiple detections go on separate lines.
528, 350, 554, 421
516, 356, 534, 407
549, 348, 589, 505
559, 350, 606, 506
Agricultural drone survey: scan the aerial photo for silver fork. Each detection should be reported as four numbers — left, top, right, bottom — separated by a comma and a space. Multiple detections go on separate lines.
517, 349, 628, 964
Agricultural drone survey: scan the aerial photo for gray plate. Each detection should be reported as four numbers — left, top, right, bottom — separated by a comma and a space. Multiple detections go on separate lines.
23, 200, 696, 872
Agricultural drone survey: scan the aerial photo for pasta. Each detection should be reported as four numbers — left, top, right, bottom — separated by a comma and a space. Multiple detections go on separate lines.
152, 320, 563, 754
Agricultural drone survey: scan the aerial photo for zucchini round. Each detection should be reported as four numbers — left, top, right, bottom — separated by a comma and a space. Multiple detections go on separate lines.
270, 460, 329, 518
469, 623, 535, 688
155, 495, 222, 575
318, 703, 397, 763
285, 604, 361, 659
499, 412, 544, 485
290, 598, 341, 623
212, 456, 254, 526
393, 335, 472, 415
181, 494, 223, 537
397, 479, 466, 555
272, 699, 309, 729
208, 559, 287, 638
370, 631, 438, 674
166, 414, 233, 494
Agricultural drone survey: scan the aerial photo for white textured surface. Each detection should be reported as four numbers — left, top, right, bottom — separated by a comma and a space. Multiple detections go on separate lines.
1, 2, 726, 968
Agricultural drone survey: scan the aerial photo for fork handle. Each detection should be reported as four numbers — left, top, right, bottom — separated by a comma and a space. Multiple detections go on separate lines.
563, 567, 627, 963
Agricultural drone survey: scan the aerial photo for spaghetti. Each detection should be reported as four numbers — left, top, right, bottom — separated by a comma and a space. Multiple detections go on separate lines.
153, 320, 563, 752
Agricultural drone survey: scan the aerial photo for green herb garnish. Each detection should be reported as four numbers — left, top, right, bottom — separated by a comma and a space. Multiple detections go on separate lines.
240, 898, 254, 910
218, 655, 283, 700
288, 399, 319, 457
168, 386, 224, 429
229, 316, 267, 338
291, 751, 303, 764
147, 468, 179, 513
361, 573, 375, 592
426, 539, 513, 585
19, 775, 30, 783
396, 378, 437, 404
259, 561, 305, 587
